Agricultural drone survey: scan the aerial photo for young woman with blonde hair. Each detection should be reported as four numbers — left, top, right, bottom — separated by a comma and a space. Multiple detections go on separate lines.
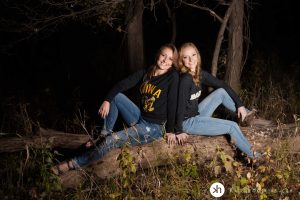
175, 42, 261, 159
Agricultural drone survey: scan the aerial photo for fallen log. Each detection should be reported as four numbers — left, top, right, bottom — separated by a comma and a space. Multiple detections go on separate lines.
0, 128, 90, 153
0, 125, 298, 153
59, 135, 240, 188
59, 124, 299, 188
0, 125, 299, 188
59, 133, 300, 188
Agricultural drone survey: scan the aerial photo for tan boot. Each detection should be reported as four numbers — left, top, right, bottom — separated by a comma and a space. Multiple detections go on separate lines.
239, 109, 257, 127
241, 109, 274, 127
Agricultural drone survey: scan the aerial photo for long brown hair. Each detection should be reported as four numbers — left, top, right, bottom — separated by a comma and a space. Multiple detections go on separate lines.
178, 42, 202, 86
144, 43, 178, 81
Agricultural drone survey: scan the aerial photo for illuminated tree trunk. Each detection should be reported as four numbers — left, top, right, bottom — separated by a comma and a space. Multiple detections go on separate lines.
127, 0, 144, 72
225, 0, 244, 93
211, 1, 234, 77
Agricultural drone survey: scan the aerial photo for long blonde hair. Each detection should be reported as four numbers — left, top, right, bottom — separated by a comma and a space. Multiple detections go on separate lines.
144, 43, 178, 81
178, 42, 202, 86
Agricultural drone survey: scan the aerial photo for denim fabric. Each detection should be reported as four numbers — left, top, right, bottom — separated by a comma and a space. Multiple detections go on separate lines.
104, 93, 141, 132
182, 88, 257, 158
72, 93, 164, 168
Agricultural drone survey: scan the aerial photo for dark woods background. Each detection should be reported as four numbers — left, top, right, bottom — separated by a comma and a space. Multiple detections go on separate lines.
0, 0, 299, 133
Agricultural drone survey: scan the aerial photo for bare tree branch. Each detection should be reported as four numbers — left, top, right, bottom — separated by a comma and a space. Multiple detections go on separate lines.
181, 1, 223, 23
1, 0, 127, 34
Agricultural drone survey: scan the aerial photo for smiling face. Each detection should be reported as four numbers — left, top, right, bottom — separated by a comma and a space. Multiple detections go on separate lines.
155, 47, 174, 74
180, 46, 199, 72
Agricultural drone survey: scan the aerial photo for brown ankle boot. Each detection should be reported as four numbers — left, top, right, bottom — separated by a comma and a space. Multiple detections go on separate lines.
239, 109, 257, 127
246, 117, 275, 127
241, 109, 274, 127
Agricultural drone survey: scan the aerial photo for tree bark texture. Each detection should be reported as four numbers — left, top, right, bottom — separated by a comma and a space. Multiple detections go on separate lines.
59, 125, 300, 188
162, 0, 177, 44
225, 0, 244, 93
127, 0, 144, 72
0, 128, 90, 153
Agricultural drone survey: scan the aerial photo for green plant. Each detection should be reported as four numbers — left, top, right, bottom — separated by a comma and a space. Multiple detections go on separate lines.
178, 150, 198, 178
116, 146, 137, 197
0, 147, 63, 199
24, 147, 63, 199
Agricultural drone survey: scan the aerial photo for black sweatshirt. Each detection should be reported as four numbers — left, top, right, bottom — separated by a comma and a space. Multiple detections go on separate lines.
105, 67, 179, 133
175, 70, 243, 133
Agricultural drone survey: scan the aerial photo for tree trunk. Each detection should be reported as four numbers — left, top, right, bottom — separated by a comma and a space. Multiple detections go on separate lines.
211, 1, 234, 77
127, 0, 144, 72
170, 12, 176, 44
225, 0, 244, 93
162, 0, 177, 44
0, 125, 298, 154
0, 128, 90, 153
58, 124, 300, 188
1, 125, 299, 188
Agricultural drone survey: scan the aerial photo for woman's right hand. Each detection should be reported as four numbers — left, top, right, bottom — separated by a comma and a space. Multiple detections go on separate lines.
98, 101, 110, 119
176, 133, 189, 145
166, 133, 177, 145
237, 106, 247, 122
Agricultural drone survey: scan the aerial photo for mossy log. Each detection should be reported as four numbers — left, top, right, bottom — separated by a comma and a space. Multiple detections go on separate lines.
0, 125, 299, 188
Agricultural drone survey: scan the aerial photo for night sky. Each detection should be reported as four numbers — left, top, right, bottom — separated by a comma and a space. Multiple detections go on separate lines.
0, 0, 299, 131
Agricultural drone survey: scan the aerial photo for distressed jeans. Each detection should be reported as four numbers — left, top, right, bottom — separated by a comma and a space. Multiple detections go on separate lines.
182, 88, 258, 158
72, 93, 164, 168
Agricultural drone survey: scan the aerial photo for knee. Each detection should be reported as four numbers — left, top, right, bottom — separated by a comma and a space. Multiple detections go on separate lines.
113, 93, 126, 104
114, 93, 125, 100
232, 121, 240, 129
229, 121, 240, 133
215, 88, 226, 96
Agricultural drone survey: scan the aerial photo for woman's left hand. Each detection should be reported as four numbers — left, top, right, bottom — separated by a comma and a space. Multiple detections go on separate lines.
166, 133, 177, 145
98, 101, 110, 119
238, 106, 247, 121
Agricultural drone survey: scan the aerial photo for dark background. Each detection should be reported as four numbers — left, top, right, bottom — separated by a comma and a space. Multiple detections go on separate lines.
0, 0, 299, 132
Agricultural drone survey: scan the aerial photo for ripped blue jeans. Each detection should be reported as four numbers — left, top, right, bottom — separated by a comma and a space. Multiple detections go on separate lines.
72, 93, 164, 168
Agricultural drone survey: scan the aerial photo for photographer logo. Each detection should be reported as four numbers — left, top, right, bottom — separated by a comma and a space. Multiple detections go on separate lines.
210, 182, 225, 197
